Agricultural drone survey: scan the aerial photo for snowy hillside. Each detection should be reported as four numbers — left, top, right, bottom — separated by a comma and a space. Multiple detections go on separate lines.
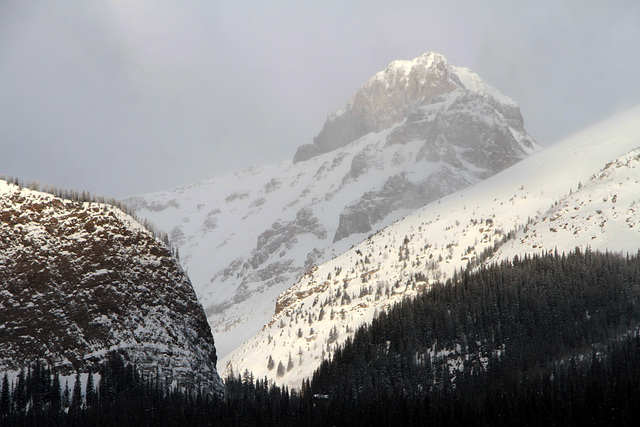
0, 181, 223, 394
127, 52, 538, 360
225, 105, 640, 388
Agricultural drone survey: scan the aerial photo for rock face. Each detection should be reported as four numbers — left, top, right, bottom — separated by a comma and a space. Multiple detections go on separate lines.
330, 86, 535, 242
127, 52, 538, 365
294, 52, 530, 163
333, 168, 469, 242
249, 208, 327, 269
0, 181, 223, 394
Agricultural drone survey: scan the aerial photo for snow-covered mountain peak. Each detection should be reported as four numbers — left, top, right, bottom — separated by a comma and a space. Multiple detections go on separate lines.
376, 51, 448, 83
294, 52, 529, 163
370, 51, 504, 103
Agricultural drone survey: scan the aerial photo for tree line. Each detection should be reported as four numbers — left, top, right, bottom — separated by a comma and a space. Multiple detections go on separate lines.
308, 248, 640, 425
0, 174, 173, 254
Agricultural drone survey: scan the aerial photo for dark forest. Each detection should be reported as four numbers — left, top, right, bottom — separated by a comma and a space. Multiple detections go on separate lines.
4, 249, 640, 426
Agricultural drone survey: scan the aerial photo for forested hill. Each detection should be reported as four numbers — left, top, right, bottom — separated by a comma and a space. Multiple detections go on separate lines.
308, 249, 640, 425
5, 249, 640, 425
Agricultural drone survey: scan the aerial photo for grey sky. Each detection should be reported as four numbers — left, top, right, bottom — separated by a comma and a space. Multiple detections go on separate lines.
1, 1, 639, 198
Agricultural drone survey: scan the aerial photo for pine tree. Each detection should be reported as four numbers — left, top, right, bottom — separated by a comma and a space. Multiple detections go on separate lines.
277, 362, 285, 377
267, 355, 275, 371
62, 380, 70, 409
86, 371, 96, 407
71, 373, 82, 411
14, 369, 27, 412
51, 372, 62, 413
0, 374, 9, 415
287, 353, 294, 372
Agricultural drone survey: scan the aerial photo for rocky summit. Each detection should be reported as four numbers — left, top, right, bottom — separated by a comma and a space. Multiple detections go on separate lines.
293, 51, 532, 163
0, 180, 223, 394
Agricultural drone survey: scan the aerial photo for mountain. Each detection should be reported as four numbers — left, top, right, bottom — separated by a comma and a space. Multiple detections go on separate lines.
294, 52, 529, 164
0, 180, 223, 394
225, 105, 640, 387
127, 52, 538, 361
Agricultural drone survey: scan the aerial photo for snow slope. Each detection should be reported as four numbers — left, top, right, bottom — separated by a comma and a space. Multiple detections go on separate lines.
225, 105, 640, 388
127, 52, 537, 361
494, 145, 640, 259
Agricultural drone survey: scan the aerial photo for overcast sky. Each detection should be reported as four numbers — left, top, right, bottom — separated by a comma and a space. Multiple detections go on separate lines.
1, 1, 639, 198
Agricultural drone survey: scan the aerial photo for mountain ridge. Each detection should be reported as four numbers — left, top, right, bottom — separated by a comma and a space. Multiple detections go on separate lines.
224, 104, 640, 387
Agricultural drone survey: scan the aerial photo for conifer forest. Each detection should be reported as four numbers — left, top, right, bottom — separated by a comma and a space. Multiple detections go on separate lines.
3, 249, 640, 425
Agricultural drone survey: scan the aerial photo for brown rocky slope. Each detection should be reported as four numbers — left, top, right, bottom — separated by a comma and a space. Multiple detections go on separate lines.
0, 180, 223, 394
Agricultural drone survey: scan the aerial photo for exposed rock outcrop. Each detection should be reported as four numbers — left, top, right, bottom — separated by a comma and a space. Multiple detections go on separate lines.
0, 181, 223, 395
333, 168, 471, 242
249, 208, 327, 269
294, 51, 533, 163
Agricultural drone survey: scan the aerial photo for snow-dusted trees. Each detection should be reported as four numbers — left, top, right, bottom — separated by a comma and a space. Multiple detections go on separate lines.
267, 355, 275, 371
0, 174, 175, 252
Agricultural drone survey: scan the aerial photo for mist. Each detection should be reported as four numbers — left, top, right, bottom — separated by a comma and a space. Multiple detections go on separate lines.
1, 0, 639, 198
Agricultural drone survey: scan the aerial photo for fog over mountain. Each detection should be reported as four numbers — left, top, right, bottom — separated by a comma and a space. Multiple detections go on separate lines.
1, 1, 639, 197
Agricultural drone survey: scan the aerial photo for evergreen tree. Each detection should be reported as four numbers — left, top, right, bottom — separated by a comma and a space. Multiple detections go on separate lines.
287, 353, 294, 372
267, 355, 275, 371
51, 372, 62, 413
14, 369, 27, 412
71, 373, 82, 411
62, 380, 70, 409
0, 374, 9, 415
86, 371, 96, 407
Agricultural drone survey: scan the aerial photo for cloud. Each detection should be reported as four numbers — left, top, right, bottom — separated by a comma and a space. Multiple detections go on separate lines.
1, 1, 639, 197
474, 1, 640, 142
